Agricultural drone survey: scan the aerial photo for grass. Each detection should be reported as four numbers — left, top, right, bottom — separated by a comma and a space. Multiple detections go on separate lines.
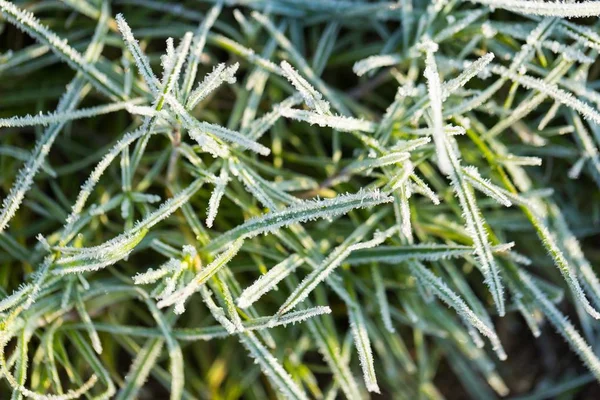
1, 0, 600, 398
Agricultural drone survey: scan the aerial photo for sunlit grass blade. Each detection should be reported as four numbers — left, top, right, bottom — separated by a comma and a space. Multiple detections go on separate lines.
238, 331, 309, 400
280, 61, 331, 115
116, 13, 160, 95
166, 94, 270, 156
348, 304, 379, 393
423, 40, 452, 176
181, 1, 223, 101
410, 261, 506, 360
237, 254, 304, 309
280, 108, 377, 133
206, 189, 393, 252
276, 228, 395, 316
468, 0, 600, 18
186, 63, 239, 110
157, 239, 244, 311
0, 1, 123, 99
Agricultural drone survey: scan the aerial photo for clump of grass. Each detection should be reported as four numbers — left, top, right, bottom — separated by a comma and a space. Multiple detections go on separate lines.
1, 0, 600, 398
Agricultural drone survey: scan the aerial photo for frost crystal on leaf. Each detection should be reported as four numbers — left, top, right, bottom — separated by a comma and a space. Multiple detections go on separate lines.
3, 1, 600, 397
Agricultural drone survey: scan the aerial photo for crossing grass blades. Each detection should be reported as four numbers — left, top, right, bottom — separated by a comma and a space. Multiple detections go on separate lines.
1, 0, 600, 398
